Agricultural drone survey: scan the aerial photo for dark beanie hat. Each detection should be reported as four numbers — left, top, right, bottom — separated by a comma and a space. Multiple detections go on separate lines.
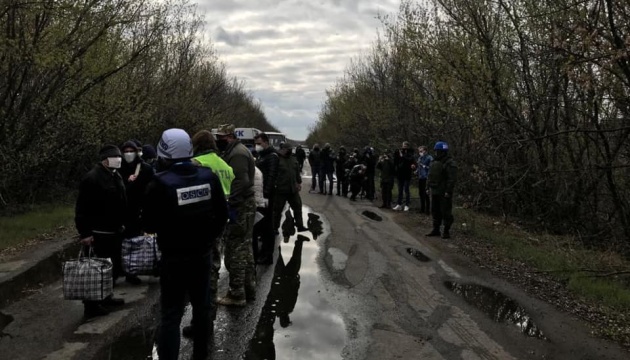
121, 140, 139, 151
99, 144, 122, 160
142, 144, 157, 159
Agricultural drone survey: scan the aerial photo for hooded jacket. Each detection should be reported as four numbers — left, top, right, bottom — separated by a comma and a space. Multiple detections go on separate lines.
221, 139, 256, 206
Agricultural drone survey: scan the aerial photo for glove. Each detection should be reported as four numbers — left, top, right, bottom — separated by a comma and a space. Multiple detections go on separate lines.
228, 208, 238, 224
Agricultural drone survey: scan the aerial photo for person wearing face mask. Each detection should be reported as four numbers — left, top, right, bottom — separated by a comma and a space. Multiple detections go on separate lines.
118, 140, 155, 285
214, 124, 258, 307
393, 141, 415, 211
253, 133, 279, 265
75, 144, 128, 318
416, 145, 433, 215
141, 144, 158, 170
307, 144, 322, 193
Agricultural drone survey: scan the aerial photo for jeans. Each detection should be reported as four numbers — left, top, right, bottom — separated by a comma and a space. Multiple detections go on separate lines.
418, 178, 430, 213
158, 253, 214, 360
397, 178, 411, 206
310, 166, 321, 191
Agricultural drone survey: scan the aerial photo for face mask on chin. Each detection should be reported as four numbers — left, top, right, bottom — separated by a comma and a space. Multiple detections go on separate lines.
107, 157, 122, 169
255, 144, 264, 152
123, 152, 136, 163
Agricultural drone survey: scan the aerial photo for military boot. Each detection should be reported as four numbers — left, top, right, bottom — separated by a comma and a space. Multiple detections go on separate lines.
442, 226, 451, 239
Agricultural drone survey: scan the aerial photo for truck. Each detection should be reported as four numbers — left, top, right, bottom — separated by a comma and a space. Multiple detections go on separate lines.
211, 127, 262, 150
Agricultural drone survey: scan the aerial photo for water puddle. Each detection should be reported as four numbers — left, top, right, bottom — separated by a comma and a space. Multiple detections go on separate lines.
444, 281, 547, 340
406, 248, 431, 262
96, 326, 156, 359
244, 208, 344, 360
0, 311, 14, 339
361, 210, 382, 221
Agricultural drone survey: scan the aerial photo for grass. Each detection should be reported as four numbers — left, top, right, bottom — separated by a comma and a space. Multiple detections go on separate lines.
0, 204, 75, 253
453, 207, 630, 311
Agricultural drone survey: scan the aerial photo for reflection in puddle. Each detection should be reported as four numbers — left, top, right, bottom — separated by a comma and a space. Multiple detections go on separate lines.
0, 311, 14, 339
361, 210, 382, 221
406, 248, 431, 262
95, 326, 156, 359
444, 281, 547, 340
245, 210, 344, 360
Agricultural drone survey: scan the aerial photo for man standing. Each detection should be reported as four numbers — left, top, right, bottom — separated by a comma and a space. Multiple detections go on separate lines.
215, 124, 257, 306
361, 146, 376, 201
426, 141, 457, 239
377, 151, 395, 209
75, 145, 128, 318
416, 145, 433, 215
335, 146, 347, 196
295, 145, 306, 173
307, 144, 322, 193
273, 143, 308, 233
143, 128, 228, 360
254, 133, 279, 265
393, 141, 414, 211
319, 143, 335, 195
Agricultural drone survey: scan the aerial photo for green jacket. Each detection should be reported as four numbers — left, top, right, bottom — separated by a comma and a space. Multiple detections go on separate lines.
427, 155, 457, 195
276, 154, 301, 194
376, 157, 395, 183
193, 151, 235, 196
221, 140, 255, 205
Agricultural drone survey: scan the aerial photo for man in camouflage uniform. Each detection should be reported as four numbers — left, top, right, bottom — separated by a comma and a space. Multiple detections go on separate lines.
426, 141, 457, 239
273, 142, 308, 233
215, 124, 257, 306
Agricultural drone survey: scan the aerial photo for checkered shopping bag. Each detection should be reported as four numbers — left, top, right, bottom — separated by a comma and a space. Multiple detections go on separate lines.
122, 234, 161, 276
62, 247, 113, 301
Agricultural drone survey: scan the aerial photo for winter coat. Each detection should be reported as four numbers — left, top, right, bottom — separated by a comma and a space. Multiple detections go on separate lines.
276, 154, 302, 194
221, 139, 256, 206
119, 158, 154, 237
255, 146, 279, 199
427, 154, 457, 195
377, 157, 396, 183
416, 154, 433, 179
308, 149, 322, 167
320, 147, 335, 172
394, 149, 415, 180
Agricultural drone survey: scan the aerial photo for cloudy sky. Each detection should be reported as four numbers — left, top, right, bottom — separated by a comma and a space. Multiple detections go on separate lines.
194, 0, 401, 140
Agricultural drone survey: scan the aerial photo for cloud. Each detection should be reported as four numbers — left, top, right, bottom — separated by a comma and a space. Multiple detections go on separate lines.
195, 0, 401, 140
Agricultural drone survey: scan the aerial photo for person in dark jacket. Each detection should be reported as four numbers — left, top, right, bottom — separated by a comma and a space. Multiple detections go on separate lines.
416, 145, 433, 214
119, 140, 155, 285
307, 144, 322, 193
273, 143, 308, 233
343, 154, 357, 196
141, 144, 158, 170
377, 151, 395, 208
335, 146, 347, 196
144, 128, 228, 360
254, 133, 280, 265
349, 163, 367, 201
75, 145, 128, 318
319, 143, 335, 195
361, 146, 376, 200
393, 141, 414, 211
426, 141, 457, 239
295, 146, 306, 172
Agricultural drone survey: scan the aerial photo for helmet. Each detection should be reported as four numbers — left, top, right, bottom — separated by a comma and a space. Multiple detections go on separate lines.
157, 128, 193, 159
434, 141, 449, 151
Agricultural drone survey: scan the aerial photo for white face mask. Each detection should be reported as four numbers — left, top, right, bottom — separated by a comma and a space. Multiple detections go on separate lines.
107, 157, 122, 169
138, 151, 143, 158
255, 144, 264, 152
123, 152, 136, 163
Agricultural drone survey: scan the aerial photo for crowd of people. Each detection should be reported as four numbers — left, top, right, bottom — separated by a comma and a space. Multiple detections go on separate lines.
74, 125, 456, 359
304, 140, 457, 238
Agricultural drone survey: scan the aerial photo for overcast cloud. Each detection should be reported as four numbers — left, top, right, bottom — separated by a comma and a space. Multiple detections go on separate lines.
194, 0, 401, 140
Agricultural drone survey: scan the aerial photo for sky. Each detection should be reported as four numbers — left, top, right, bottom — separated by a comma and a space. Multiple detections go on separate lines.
194, 0, 401, 140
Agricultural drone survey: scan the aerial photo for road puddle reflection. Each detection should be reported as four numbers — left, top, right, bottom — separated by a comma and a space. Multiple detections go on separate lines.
361, 210, 382, 221
444, 281, 547, 340
406, 248, 431, 262
244, 207, 344, 360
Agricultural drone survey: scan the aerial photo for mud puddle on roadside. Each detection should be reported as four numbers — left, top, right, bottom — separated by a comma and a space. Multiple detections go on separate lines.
406, 248, 431, 262
95, 326, 157, 360
361, 210, 382, 221
244, 207, 344, 360
444, 281, 547, 340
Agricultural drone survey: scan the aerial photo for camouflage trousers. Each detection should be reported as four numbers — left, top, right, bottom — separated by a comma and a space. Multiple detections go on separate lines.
223, 196, 256, 300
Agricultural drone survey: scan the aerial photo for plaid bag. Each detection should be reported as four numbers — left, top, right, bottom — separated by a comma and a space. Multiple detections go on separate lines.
122, 234, 161, 276
62, 248, 113, 301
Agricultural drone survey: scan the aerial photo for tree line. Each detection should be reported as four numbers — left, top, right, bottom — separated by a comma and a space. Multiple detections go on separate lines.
307, 0, 630, 252
0, 0, 278, 213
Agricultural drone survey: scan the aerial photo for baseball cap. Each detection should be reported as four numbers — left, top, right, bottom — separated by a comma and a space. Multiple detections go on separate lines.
216, 124, 235, 136
157, 128, 193, 159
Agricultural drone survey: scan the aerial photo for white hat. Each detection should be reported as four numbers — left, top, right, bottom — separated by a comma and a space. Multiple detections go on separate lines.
157, 128, 192, 159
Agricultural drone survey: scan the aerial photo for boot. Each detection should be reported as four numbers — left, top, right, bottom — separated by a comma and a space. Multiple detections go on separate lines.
442, 226, 451, 239
426, 228, 441, 237
84, 303, 110, 318
216, 294, 246, 307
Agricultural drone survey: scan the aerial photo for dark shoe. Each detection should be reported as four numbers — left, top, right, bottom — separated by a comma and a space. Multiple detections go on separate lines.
256, 255, 273, 265
126, 275, 142, 285
442, 231, 451, 239
84, 304, 110, 318
296, 225, 308, 232
182, 325, 194, 339
102, 296, 125, 306
216, 295, 246, 307
426, 230, 441, 237
297, 235, 310, 242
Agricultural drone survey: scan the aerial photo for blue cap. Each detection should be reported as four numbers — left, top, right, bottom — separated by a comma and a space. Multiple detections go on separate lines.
434, 141, 449, 150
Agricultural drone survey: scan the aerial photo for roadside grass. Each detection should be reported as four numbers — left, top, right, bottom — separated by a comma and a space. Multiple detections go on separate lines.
0, 204, 74, 253
454, 207, 630, 311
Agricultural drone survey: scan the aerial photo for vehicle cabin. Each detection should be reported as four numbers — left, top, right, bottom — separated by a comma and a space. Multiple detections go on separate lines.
211, 127, 262, 151
265, 132, 287, 150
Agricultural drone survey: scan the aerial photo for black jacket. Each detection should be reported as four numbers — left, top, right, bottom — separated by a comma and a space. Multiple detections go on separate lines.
143, 162, 228, 256
308, 149, 321, 167
119, 159, 154, 237
75, 164, 127, 239
394, 149, 414, 180
255, 146, 280, 199
320, 148, 335, 172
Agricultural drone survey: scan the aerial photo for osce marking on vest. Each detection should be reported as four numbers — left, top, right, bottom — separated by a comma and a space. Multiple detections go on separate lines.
177, 184, 211, 206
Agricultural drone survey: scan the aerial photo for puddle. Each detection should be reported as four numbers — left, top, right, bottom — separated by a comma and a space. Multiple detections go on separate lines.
361, 210, 382, 221
244, 209, 344, 360
406, 248, 431, 262
444, 281, 546, 340
0, 311, 14, 339
95, 326, 156, 359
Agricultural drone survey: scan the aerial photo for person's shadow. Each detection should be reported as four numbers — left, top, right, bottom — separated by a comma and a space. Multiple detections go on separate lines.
244, 234, 309, 359
307, 213, 323, 240
281, 210, 295, 243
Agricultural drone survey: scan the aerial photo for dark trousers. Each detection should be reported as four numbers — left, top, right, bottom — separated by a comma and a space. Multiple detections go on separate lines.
310, 165, 321, 191
336, 168, 345, 195
319, 168, 334, 194
431, 194, 454, 231
419, 179, 430, 213
253, 205, 275, 260
350, 178, 362, 200
381, 181, 393, 207
397, 178, 411, 206
365, 173, 375, 200
158, 253, 213, 360
273, 192, 305, 231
